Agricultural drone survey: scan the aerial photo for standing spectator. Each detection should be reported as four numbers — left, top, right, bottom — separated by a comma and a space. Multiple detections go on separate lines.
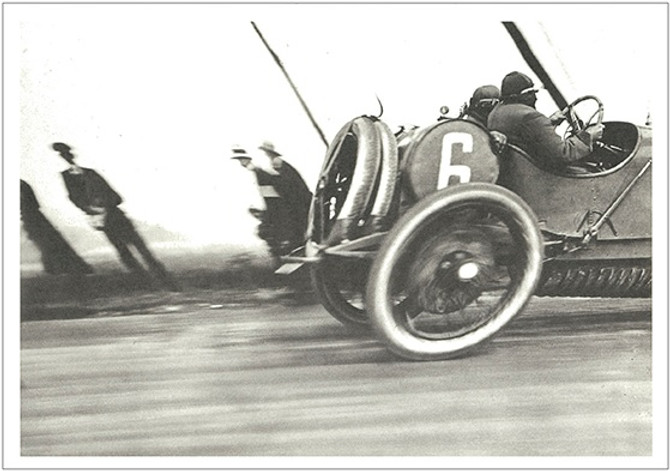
231, 146, 293, 261
21, 179, 93, 275
258, 141, 312, 252
52, 142, 179, 291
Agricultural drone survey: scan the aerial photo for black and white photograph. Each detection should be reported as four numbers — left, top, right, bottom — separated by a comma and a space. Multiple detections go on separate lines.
3, 2, 668, 467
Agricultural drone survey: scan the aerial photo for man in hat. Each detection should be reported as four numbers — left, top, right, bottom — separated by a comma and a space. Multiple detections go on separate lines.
460, 84, 500, 128
231, 146, 280, 202
231, 146, 293, 261
487, 71, 604, 167
258, 141, 312, 251
52, 142, 179, 291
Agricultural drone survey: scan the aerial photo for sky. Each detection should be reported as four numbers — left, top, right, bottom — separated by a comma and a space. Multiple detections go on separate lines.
5, 3, 668, 252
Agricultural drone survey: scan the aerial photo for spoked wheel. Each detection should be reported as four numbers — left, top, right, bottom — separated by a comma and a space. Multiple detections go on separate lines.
310, 257, 370, 327
366, 183, 544, 360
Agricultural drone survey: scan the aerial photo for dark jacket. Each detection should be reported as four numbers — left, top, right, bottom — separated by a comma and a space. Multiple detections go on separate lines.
20, 179, 40, 216
462, 110, 489, 128
252, 167, 281, 199
488, 102, 594, 165
273, 160, 312, 216
61, 168, 122, 215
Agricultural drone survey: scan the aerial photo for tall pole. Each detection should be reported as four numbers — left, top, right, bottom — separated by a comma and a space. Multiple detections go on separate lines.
251, 21, 329, 148
502, 22, 568, 110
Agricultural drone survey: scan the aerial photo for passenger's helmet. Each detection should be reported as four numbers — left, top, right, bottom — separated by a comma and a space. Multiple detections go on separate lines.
470, 85, 500, 112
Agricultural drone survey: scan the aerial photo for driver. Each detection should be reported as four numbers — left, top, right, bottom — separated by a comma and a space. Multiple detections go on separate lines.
488, 71, 604, 166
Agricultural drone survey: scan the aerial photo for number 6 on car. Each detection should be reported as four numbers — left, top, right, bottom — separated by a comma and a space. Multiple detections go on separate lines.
404, 120, 499, 202
438, 132, 473, 188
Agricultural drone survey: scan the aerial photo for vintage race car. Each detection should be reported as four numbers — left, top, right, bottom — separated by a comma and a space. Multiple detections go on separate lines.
290, 95, 652, 361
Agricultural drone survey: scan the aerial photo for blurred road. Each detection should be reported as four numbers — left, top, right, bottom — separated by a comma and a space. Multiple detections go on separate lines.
21, 295, 651, 456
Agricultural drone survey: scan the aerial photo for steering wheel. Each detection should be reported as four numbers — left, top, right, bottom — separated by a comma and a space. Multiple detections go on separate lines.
560, 95, 604, 139
560, 95, 628, 169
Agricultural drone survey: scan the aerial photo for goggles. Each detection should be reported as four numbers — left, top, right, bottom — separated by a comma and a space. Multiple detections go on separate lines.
477, 98, 500, 106
519, 84, 544, 95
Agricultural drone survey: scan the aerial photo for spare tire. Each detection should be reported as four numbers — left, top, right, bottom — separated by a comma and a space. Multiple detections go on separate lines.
307, 116, 399, 328
310, 116, 387, 245
365, 119, 399, 234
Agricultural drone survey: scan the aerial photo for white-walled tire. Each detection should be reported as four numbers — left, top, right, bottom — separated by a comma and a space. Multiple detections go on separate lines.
366, 183, 544, 360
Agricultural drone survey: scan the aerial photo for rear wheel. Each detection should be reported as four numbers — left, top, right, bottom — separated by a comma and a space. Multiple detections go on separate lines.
310, 257, 370, 327
366, 183, 543, 360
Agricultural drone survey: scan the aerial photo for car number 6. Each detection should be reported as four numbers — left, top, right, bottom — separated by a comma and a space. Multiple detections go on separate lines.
438, 132, 473, 189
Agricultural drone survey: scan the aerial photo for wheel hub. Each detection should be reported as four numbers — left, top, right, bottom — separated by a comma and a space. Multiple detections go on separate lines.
458, 261, 479, 281
407, 228, 494, 315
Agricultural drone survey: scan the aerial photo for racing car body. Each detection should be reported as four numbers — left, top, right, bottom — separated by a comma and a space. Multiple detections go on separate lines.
294, 95, 652, 361
500, 122, 651, 245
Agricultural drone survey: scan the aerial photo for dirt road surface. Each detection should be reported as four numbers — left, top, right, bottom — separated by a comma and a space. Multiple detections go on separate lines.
20, 284, 651, 457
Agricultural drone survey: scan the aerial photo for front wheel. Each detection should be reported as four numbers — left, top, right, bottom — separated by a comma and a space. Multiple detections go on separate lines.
366, 183, 544, 360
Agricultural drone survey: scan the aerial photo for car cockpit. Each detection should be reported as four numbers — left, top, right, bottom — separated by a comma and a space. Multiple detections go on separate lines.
499, 120, 639, 179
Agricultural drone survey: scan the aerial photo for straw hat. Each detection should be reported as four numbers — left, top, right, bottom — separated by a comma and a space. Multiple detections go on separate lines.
259, 141, 281, 157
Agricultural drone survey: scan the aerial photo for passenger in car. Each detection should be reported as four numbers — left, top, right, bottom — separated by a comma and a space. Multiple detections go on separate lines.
488, 71, 604, 167
459, 85, 500, 128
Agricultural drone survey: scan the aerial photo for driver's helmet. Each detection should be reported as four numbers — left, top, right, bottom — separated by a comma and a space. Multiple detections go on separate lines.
500, 71, 541, 99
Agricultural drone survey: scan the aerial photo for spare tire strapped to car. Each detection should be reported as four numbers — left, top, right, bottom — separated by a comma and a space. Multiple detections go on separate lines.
311, 115, 400, 246
365, 119, 399, 234
317, 116, 381, 245
306, 116, 401, 327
